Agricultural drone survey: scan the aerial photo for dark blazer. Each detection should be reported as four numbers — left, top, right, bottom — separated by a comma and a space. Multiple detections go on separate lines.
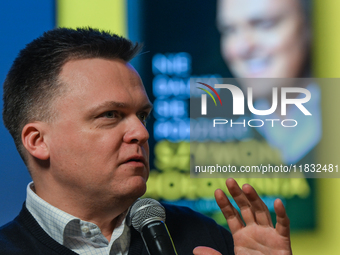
0, 203, 234, 255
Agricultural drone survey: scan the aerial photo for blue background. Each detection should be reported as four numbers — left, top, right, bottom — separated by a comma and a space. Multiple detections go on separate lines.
0, 0, 55, 226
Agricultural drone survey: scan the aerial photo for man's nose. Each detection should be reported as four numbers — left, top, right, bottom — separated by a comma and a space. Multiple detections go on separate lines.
234, 29, 256, 58
123, 116, 150, 145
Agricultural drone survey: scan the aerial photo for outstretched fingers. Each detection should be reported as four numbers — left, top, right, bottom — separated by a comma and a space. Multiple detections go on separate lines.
242, 182, 273, 227
214, 188, 244, 234
215, 179, 292, 255
217, 179, 289, 234
224, 178, 257, 226
274, 198, 290, 238
222, 178, 274, 227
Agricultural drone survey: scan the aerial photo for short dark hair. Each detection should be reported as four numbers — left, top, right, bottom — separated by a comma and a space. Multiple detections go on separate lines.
3, 27, 142, 163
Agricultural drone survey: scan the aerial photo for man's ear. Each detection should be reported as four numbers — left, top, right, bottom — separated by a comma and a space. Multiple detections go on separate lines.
22, 122, 50, 160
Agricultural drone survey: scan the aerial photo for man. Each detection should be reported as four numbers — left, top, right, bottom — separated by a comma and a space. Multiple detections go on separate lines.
0, 27, 292, 254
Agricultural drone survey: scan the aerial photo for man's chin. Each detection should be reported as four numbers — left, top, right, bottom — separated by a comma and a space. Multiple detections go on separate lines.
126, 176, 148, 198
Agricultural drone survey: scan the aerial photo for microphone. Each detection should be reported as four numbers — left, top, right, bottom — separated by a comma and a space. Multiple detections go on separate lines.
127, 198, 178, 255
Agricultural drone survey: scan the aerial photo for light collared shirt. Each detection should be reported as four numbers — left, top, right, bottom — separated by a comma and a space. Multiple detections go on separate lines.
26, 182, 130, 255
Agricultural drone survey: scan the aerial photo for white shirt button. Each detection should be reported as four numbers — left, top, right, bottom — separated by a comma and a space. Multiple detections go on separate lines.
81, 226, 90, 233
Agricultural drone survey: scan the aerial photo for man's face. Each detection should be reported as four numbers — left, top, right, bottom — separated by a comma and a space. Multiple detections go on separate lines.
45, 58, 151, 203
217, 0, 307, 79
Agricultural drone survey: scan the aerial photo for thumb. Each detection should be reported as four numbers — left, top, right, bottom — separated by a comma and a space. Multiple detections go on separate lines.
193, 246, 222, 255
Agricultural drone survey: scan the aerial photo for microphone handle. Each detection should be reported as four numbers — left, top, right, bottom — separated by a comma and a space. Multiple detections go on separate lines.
141, 221, 178, 255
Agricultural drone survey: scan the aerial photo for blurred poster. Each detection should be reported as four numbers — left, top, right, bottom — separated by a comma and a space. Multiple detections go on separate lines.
134, 0, 317, 230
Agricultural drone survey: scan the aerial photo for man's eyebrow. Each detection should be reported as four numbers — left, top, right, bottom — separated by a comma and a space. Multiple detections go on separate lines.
89, 101, 153, 113
140, 102, 153, 112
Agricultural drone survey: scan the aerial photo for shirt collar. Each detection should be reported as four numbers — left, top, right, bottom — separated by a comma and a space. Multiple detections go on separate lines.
26, 182, 78, 245
25, 181, 130, 250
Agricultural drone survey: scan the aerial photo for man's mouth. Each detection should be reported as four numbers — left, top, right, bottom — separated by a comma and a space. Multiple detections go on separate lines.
123, 155, 147, 167
127, 158, 143, 163
243, 57, 271, 76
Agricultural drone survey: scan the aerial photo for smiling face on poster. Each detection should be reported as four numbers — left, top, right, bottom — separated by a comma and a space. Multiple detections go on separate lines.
217, 0, 311, 98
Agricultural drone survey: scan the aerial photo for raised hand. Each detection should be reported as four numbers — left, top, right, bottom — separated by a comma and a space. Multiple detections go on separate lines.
193, 178, 292, 255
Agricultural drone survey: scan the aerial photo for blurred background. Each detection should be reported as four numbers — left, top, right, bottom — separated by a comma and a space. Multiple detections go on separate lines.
0, 0, 340, 254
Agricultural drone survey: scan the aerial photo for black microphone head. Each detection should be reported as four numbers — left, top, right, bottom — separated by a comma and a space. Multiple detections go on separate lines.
127, 198, 166, 232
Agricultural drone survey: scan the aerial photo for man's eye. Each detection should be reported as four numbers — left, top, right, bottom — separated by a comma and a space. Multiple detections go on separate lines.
254, 18, 280, 30
103, 111, 116, 118
257, 20, 275, 29
138, 112, 149, 125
